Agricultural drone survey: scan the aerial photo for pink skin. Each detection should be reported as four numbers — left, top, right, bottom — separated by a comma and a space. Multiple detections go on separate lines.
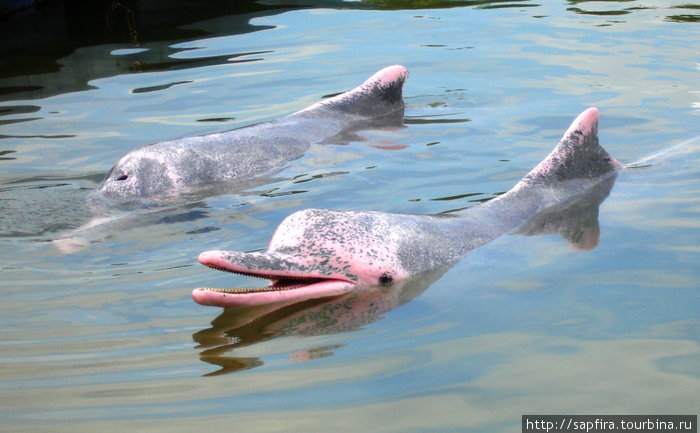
297, 65, 408, 115
193, 209, 409, 307
567, 106, 598, 137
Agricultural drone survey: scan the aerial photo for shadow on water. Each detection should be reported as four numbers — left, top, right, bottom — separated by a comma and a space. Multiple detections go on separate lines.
192, 170, 619, 376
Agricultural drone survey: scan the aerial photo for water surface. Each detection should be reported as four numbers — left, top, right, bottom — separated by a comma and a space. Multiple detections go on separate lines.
0, 1, 698, 432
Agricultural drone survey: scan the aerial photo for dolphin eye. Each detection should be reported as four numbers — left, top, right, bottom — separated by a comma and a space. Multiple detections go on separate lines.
115, 174, 128, 181
378, 273, 393, 285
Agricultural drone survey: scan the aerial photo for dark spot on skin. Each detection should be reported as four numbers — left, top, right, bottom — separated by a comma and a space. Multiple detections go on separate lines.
378, 273, 393, 285
116, 174, 128, 181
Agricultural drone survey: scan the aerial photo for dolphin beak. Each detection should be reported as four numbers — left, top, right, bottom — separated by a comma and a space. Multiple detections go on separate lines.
193, 250, 357, 308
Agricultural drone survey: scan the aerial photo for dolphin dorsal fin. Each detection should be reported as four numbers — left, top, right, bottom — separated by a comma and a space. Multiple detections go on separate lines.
520, 108, 622, 187
296, 65, 408, 118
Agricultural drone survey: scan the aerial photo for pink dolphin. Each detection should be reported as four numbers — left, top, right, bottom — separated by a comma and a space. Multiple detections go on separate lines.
194, 108, 622, 308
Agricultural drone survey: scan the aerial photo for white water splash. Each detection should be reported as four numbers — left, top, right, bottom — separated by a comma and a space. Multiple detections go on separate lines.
625, 135, 700, 168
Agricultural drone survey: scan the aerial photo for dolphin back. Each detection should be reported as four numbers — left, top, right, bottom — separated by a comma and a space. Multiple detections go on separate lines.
492, 107, 622, 249
520, 108, 622, 187
450, 108, 622, 256
295, 65, 408, 118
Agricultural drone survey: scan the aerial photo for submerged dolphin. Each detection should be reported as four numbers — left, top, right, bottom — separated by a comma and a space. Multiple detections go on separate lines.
194, 107, 622, 307
97, 65, 408, 201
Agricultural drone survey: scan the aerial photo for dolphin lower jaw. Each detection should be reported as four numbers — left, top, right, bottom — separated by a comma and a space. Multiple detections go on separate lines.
192, 280, 357, 308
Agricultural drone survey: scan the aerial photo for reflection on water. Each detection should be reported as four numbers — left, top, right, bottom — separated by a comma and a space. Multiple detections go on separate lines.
2, 0, 698, 102
194, 171, 617, 375
516, 176, 618, 251
194, 269, 441, 375
0, 2, 285, 101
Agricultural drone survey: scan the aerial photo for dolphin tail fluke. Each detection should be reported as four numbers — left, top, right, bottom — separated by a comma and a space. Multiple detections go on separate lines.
520, 108, 622, 187
297, 65, 408, 118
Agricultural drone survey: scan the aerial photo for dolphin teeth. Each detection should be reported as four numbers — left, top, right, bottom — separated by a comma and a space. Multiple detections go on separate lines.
204, 264, 289, 282
197, 287, 267, 293
197, 283, 312, 294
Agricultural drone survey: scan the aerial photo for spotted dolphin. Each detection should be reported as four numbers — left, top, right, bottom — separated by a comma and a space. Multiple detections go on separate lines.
193, 107, 622, 307
97, 65, 408, 201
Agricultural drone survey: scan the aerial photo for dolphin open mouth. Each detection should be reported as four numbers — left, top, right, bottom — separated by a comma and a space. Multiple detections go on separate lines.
193, 250, 357, 307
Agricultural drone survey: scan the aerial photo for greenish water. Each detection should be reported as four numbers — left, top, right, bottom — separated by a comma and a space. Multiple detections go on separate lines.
0, 1, 698, 432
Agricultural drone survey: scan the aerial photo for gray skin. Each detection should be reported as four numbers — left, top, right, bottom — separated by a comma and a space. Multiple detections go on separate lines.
97, 65, 408, 202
